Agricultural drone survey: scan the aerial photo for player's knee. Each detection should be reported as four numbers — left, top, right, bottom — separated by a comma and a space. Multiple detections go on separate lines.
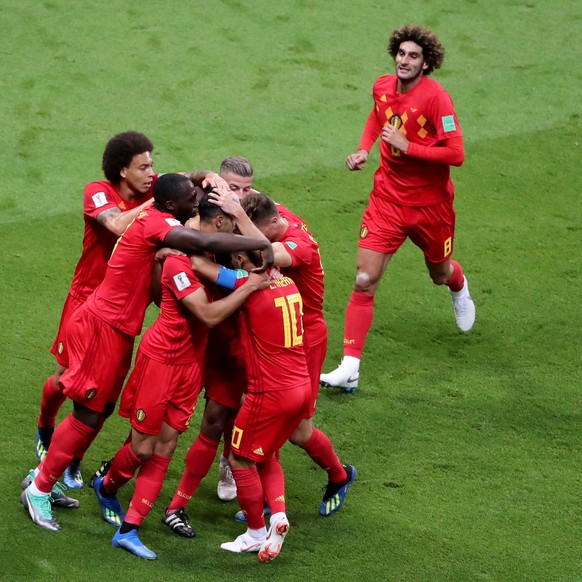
101, 401, 116, 418
133, 445, 154, 463
354, 271, 375, 292
429, 271, 448, 286
155, 438, 178, 458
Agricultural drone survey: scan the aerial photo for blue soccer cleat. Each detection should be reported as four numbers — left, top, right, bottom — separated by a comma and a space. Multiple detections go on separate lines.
112, 528, 157, 560
234, 503, 271, 523
93, 476, 125, 526
63, 459, 84, 490
319, 464, 357, 517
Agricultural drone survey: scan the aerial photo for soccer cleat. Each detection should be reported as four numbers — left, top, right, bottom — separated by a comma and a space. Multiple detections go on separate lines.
450, 276, 476, 332
217, 456, 237, 502
112, 528, 157, 560
63, 459, 84, 490
258, 516, 289, 562
220, 532, 264, 554
92, 476, 125, 526
21, 470, 80, 509
319, 464, 357, 517
20, 486, 61, 531
319, 361, 359, 392
234, 504, 271, 523
88, 458, 112, 488
163, 507, 196, 538
35, 430, 50, 463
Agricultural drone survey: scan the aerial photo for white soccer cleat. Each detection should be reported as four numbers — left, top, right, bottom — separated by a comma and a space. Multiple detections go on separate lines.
258, 515, 289, 562
450, 276, 476, 332
220, 532, 264, 554
320, 360, 359, 392
217, 456, 237, 502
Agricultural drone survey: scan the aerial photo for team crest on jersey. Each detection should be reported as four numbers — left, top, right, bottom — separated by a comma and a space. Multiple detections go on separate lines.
165, 218, 181, 226
57, 342, 64, 355
360, 226, 369, 239
92, 191, 108, 208
136, 409, 146, 423
389, 114, 403, 129
85, 388, 97, 400
173, 272, 191, 291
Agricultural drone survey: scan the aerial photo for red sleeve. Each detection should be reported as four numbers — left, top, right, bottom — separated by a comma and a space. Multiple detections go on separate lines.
163, 255, 202, 301
144, 212, 182, 245
407, 136, 465, 167
83, 183, 118, 220
358, 108, 383, 152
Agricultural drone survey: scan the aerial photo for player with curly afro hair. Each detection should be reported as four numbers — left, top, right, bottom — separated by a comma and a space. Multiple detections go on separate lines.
388, 24, 445, 75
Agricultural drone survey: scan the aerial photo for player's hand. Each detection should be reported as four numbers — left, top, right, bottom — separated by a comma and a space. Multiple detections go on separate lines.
207, 187, 242, 217
251, 241, 274, 273
246, 272, 270, 291
381, 125, 409, 153
155, 247, 186, 263
201, 172, 227, 190
346, 150, 368, 171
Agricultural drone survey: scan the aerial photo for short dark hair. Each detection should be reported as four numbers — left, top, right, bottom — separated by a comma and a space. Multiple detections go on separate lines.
388, 24, 445, 75
219, 156, 253, 177
198, 192, 226, 223
241, 192, 278, 226
102, 131, 154, 183
153, 173, 191, 205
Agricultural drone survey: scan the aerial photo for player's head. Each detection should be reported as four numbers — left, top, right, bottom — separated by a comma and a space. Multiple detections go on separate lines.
153, 173, 197, 224
219, 156, 254, 200
388, 24, 444, 77
231, 249, 261, 271
198, 192, 235, 233
102, 131, 155, 193
241, 192, 281, 242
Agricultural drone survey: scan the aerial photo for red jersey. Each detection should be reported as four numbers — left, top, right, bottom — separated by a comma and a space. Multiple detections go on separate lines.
360, 74, 462, 206
237, 270, 311, 393
69, 178, 156, 303
139, 255, 210, 365
276, 207, 326, 347
85, 207, 182, 336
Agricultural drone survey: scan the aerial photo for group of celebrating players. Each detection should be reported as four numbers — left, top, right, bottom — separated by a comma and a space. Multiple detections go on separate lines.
20, 24, 476, 564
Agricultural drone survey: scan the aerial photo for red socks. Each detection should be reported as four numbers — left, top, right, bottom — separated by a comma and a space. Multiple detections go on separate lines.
232, 466, 265, 530
302, 428, 347, 483
104, 442, 143, 494
35, 414, 96, 493
448, 260, 465, 292
343, 291, 374, 358
37, 375, 66, 429
167, 433, 220, 513
257, 455, 286, 515
125, 453, 171, 527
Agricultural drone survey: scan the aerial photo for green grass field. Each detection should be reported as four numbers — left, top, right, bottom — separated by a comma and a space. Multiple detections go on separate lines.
1, 1, 581, 580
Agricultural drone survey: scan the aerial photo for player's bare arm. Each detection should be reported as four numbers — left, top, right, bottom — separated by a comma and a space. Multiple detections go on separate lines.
272, 242, 293, 268
96, 198, 154, 237
181, 273, 269, 328
164, 228, 274, 272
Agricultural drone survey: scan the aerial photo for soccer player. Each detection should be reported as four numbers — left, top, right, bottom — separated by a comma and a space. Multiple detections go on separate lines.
212, 191, 356, 518
93, 194, 270, 559
320, 24, 476, 392
192, 251, 311, 561
20, 174, 274, 532
35, 131, 158, 489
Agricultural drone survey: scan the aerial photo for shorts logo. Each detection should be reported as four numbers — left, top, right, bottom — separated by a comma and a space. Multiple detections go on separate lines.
85, 388, 97, 400
57, 342, 64, 355
253, 447, 264, 456
136, 409, 146, 423
360, 226, 369, 239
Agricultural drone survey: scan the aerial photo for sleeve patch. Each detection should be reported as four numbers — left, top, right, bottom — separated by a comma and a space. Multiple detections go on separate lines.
236, 269, 249, 279
442, 115, 456, 132
92, 191, 108, 208
165, 218, 182, 226
284, 241, 298, 250
173, 272, 192, 291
